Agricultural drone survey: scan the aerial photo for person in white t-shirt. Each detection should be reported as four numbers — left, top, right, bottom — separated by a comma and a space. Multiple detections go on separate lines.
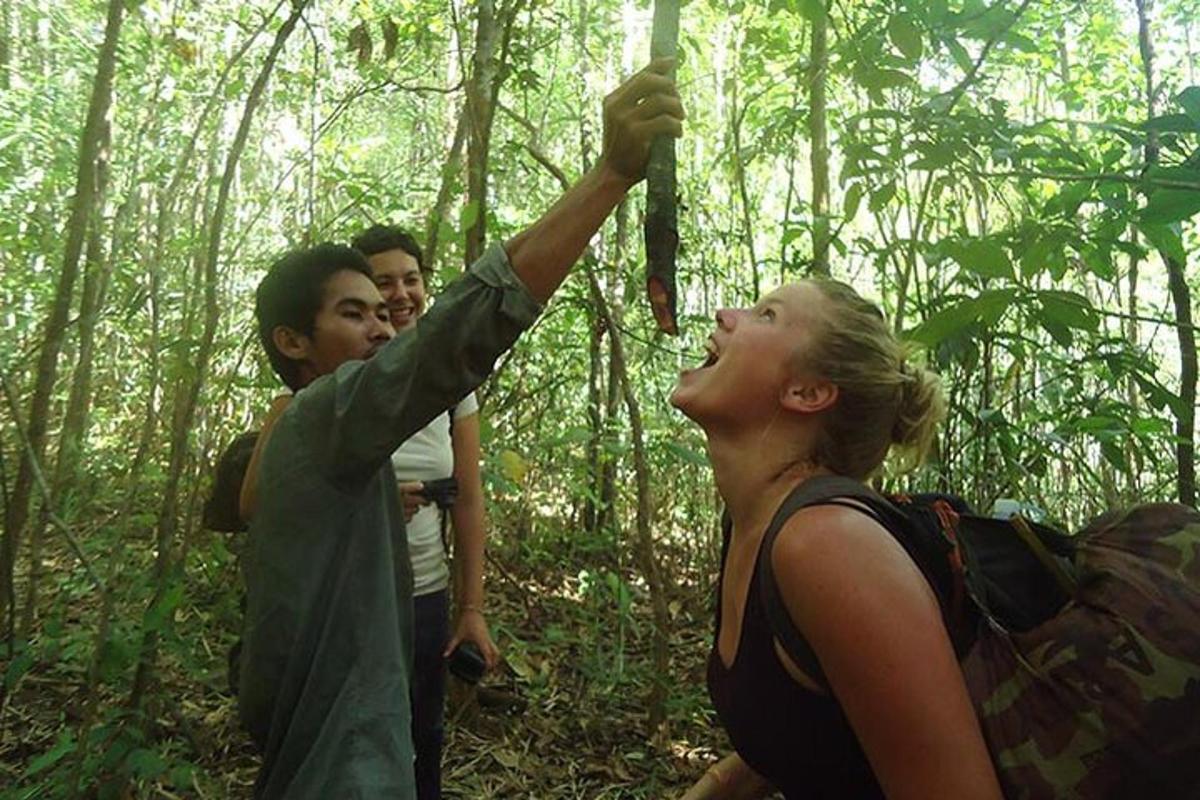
353, 224, 501, 800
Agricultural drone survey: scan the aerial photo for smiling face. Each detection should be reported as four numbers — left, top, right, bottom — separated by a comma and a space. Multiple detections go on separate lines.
274, 269, 395, 386
670, 282, 831, 430
366, 247, 427, 331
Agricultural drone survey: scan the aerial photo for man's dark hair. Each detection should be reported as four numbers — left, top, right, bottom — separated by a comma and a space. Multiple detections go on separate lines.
255, 243, 373, 390
351, 224, 427, 275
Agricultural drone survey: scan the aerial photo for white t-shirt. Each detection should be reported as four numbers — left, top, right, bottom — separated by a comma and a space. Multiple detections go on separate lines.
390, 392, 479, 596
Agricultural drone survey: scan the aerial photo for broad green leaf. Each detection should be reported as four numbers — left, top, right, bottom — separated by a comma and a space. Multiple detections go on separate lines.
26, 732, 76, 776
1019, 235, 1063, 280
975, 288, 1017, 326
459, 200, 480, 232
1140, 189, 1200, 224
1142, 113, 1198, 133
909, 298, 980, 346
1037, 290, 1098, 331
1044, 181, 1093, 218
946, 37, 973, 73
869, 181, 896, 211
1040, 317, 1073, 348
860, 68, 912, 91
125, 747, 168, 780
144, 581, 185, 634
887, 16, 923, 60
798, 0, 826, 22
843, 183, 864, 218
1138, 222, 1187, 264
664, 441, 708, 467
1176, 86, 1200, 122
951, 238, 1013, 280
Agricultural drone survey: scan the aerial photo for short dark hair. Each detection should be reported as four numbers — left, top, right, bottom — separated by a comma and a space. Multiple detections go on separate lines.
254, 243, 373, 390
351, 224, 427, 275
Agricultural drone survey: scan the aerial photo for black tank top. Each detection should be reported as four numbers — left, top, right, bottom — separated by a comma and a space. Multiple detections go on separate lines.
706, 518, 885, 799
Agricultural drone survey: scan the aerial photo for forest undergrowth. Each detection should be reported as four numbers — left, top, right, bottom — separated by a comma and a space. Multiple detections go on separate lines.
0, 515, 729, 799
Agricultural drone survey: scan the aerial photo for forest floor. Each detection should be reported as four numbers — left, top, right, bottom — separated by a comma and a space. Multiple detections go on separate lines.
0, 528, 735, 799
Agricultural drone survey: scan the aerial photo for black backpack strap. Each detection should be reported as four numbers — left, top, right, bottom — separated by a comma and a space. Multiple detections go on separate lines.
755, 476, 900, 690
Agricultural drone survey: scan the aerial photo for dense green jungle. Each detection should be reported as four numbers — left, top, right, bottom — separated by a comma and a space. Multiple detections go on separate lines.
0, 0, 1198, 796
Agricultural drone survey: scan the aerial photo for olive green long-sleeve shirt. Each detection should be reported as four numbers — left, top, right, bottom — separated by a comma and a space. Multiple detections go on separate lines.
238, 244, 540, 799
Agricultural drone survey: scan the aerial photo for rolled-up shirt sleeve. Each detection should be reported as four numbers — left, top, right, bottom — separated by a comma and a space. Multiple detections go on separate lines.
292, 243, 541, 487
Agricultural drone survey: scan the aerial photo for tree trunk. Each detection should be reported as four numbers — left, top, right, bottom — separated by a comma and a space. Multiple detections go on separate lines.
644, 0, 680, 334
585, 264, 670, 731
808, 1, 831, 276
21, 117, 117, 636
464, 0, 501, 266
424, 108, 468, 274
0, 0, 125, 633
130, 1, 309, 705
1135, 0, 1197, 506
598, 201, 628, 538
0, 0, 11, 91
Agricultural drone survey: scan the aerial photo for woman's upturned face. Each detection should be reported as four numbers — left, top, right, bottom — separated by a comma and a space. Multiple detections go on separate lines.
670, 282, 827, 427
366, 247, 427, 331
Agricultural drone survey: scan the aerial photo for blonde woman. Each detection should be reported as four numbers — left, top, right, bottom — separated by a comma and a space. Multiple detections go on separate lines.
674, 280, 1200, 799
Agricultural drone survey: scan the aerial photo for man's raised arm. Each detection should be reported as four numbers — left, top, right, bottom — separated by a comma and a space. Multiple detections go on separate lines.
305, 59, 684, 483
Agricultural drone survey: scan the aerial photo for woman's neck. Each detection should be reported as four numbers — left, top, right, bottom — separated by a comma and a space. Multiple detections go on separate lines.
707, 427, 827, 536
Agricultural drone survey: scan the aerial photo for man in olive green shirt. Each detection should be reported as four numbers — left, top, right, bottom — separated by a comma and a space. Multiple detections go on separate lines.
238, 60, 684, 798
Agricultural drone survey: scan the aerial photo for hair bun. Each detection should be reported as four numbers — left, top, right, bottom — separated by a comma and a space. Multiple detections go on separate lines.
891, 363, 945, 456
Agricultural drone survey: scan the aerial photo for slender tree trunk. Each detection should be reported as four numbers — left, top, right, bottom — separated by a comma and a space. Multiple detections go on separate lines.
0, 0, 125, 632
464, 0, 501, 265
1135, 0, 1197, 506
21, 117, 116, 636
0, 0, 11, 91
424, 108, 468, 274
598, 200, 628, 538
808, 1, 831, 276
585, 263, 670, 730
730, 68, 759, 298
130, 1, 309, 705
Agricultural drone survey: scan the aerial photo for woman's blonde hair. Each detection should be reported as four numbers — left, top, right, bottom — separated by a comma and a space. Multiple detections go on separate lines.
797, 279, 946, 479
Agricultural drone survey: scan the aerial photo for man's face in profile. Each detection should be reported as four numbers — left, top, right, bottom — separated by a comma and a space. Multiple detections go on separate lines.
288, 270, 396, 381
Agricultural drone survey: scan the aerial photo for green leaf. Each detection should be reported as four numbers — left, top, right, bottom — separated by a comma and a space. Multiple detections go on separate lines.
1101, 439, 1127, 472
1041, 317, 1073, 348
144, 582, 185, 634
975, 288, 1017, 326
459, 200, 480, 232
798, 0, 826, 22
888, 16, 923, 60
1138, 222, 1186, 264
1019, 235, 1064, 280
1044, 181, 1093, 218
26, 732, 76, 776
4, 647, 34, 691
1176, 86, 1200, 122
950, 238, 1013, 280
843, 183, 864, 218
859, 68, 912, 91
1037, 290, 1098, 331
125, 747, 168, 780
909, 299, 980, 346
946, 37, 973, 73
664, 441, 708, 467
868, 181, 896, 211
1140, 189, 1200, 224
908, 289, 1014, 346
1142, 113, 1198, 133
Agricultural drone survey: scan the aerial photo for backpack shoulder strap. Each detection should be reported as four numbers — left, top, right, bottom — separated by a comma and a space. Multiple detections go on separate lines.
755, 476, 891, 690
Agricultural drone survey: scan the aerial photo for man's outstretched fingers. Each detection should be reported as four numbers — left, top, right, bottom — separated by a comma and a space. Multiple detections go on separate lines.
630, 93, 686, 122
633, 116, 684, 141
